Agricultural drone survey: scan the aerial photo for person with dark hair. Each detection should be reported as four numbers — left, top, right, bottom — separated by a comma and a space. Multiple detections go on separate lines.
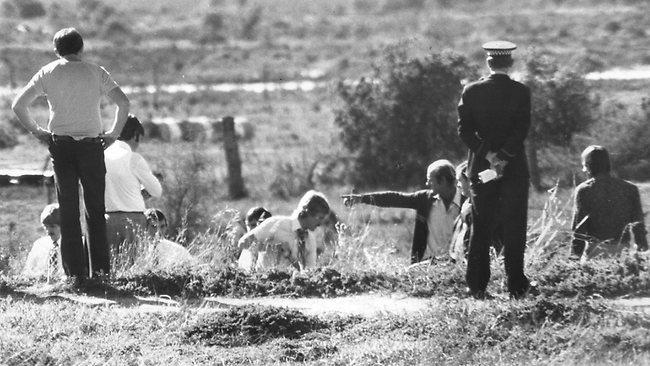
342, 160, 463, 263
12, 28, 130, 280
105, 115, 162, 262
457, 41, 532, 299
245, 206, 272, 231
24, 204, 65, 280
238, 190, 331, 271
572, 145, 648, 259
143, 208, 194, 268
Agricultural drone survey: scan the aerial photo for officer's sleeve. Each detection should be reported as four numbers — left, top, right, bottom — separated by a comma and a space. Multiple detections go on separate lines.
457, 86, 483, 153
571, 186, 590, 258
497, 86, 531, 162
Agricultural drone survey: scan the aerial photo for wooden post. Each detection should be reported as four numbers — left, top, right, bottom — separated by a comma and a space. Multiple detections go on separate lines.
222, 116, 247, 199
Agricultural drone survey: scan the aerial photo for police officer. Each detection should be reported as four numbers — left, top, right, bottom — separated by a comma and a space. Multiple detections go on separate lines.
457, 41, 531, 299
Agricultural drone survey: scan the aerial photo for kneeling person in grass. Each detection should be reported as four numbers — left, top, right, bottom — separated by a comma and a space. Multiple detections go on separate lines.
238, 190, 331, 272
143, 208, 195, 268
572, 145, 648, 260
343, 160, 463, 264
23, 203, 65, 281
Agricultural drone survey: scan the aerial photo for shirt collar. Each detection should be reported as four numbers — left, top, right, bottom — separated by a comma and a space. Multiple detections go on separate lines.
434, 189, 462, 210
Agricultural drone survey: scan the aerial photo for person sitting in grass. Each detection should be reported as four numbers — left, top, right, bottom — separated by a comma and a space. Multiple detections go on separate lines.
23, 203, 65, 281
144, 208, 195, 268
342, 159, 463, 264
237, 190, 331, 272
572, 145, 648, 260
449, 161, 473, 263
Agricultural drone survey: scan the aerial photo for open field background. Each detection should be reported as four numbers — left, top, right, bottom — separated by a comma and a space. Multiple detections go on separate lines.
1, 0, 650, 364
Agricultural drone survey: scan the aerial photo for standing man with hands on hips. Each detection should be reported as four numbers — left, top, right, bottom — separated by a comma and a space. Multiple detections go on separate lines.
457, 41, 532, 300
12, 28, 130, 281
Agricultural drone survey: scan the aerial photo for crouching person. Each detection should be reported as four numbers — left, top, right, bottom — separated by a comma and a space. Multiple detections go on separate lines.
23, 204, 66, 281
237, 190, 331, 272
144, 208, 195, 268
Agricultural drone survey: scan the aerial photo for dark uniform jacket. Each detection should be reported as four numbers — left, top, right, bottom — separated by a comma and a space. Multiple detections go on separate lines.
457, 73, 531, 181
360, 190, 465, 263
572, 176, 648, 256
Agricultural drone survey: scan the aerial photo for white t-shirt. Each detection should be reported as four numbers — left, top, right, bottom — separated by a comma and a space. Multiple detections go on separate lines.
104, 140, 162, 212
27, 58, 118, 138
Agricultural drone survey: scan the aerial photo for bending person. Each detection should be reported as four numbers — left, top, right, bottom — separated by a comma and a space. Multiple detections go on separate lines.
238, 190, 331, 272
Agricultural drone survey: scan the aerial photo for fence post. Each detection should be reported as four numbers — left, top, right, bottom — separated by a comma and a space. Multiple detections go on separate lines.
222, 116, 247, 199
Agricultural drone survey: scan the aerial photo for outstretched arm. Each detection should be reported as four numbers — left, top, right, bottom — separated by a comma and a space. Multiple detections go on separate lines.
342, 191, 423, 210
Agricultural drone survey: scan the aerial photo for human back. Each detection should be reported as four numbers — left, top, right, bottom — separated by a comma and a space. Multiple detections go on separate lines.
29, 57, 118, 138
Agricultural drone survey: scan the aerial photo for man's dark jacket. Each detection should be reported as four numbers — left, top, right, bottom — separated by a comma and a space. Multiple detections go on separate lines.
360, 190, 464, 263
572, 176, 648, 256
457, 73, 531, 180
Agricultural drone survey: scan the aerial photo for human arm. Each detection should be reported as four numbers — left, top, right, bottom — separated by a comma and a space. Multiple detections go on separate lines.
457, 86, 483, 154
630, 186, 648, 251
100, 87, 130, 146
571, 187, 590, 258
132, 155, 163, 198
342, 191, 424, 210
11, 83, 50, 144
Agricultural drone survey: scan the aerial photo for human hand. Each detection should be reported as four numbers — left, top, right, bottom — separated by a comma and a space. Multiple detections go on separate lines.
99, 130, 118, 149
492, 159, 508, 178
485, 151, 498, 165
341, 194, 362, 208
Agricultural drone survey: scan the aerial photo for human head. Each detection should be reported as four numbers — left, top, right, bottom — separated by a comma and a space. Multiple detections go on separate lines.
40, 203, 61, 241
118, 114, 145, 144
455, 160, 470, 197
483, 40, 516, 71
145, 208, 168, 237
245, 206, 272, 231
296, 190, 331, 231
53, 28, 84, 57
426, 159, 456, 196
581, 145, 611, 177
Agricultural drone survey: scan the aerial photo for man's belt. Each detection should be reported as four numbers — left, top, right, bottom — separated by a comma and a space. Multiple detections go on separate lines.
51, 134, 102, 143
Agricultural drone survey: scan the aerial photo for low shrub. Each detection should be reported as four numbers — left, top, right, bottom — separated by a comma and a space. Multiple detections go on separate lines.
183, 305, 327, 346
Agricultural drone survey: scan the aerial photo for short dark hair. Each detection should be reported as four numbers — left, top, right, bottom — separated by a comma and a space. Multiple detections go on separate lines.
53, 28, 83, 56
246, 206, 272, 226
119, 115, 145, 142
581, 145, 611, 176
144, 208, 167, 227
487, 55, 514, 70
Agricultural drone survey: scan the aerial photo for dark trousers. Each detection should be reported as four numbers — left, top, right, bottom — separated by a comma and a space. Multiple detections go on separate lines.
466, 175, 530, 296
49, 136, 109, 277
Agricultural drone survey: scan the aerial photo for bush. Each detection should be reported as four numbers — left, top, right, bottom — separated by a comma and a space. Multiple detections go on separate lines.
8, 0, 46, 18
335, 45, 474, 188
0, 122, 19, 149
522, 52, 597, 190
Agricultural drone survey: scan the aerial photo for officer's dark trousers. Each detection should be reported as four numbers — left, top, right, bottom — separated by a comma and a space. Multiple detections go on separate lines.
466, 175, 529, 296
49, 136, 109, 277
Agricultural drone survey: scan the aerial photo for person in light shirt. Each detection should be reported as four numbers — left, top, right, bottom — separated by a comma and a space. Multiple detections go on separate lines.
23, 204, 65, 281
12, 28, 130, 279
237, 191, 331, 272
342, 160, 463, 264
105, 115, 162, 260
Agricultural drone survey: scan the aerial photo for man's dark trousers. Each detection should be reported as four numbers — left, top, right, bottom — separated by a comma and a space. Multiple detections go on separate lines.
49, 136, 109, 277
466, 174, 529, 296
